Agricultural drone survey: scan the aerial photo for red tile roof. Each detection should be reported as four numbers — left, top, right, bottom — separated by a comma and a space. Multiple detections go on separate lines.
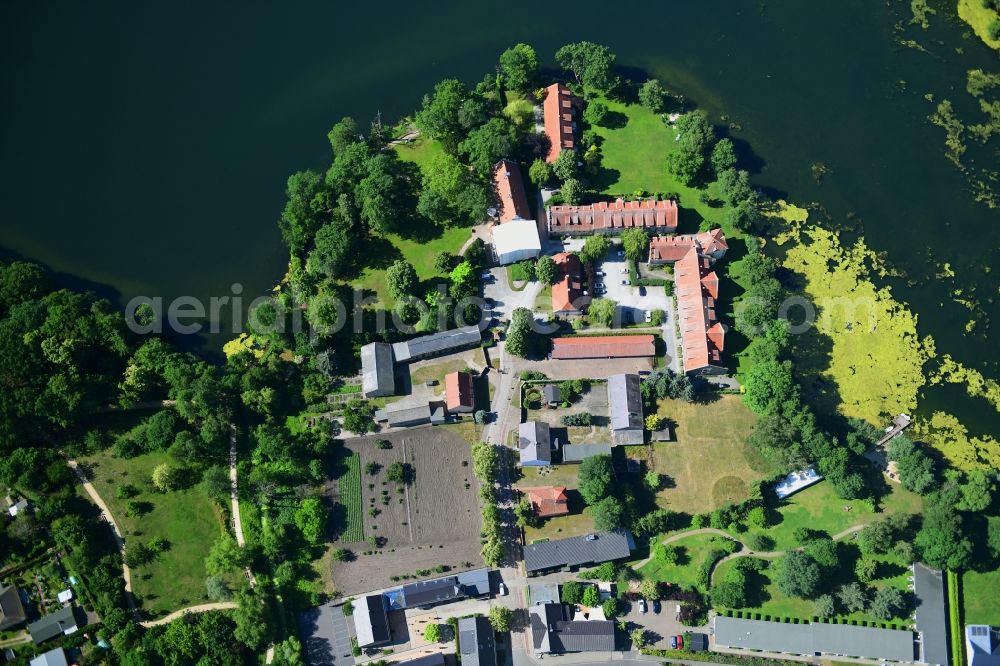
444, 371, 475, 411
550, 335, 656, 360
551, 252, 584, 314
548, 198, 678, 235
492, 159, 531, 223
525, 486, 570, 518
648, 229, 728, 264
675, 248, 725, 372
543, 83, 581, 163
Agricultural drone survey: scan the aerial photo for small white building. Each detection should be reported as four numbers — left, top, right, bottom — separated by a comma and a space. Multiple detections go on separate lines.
492, 219, 541, 265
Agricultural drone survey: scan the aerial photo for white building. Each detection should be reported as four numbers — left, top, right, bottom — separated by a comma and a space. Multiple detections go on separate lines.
492, 219, 541, 265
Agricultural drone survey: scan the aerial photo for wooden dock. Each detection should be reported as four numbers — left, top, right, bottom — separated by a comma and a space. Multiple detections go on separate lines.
875, 413, 912, 447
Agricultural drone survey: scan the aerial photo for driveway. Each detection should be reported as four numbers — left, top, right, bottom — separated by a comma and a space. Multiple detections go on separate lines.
595, 255, 671, 323
483, 265, 545, 326
619, 597, 706, 650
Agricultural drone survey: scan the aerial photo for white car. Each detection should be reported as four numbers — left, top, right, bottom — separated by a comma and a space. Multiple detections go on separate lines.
638, 599, 648, 614
622, 279, 631, 286
620, 267, 628, 274
645, 311, 652, 322
595, 270, 606, 277
498, 582, 508, 596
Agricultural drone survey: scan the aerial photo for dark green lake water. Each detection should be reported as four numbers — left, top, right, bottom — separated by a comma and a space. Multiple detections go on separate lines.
1, 1, 997, 434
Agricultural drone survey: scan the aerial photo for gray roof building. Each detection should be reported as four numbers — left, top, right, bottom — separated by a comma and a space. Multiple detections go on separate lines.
0, 583, 26, 631
30, 647, 68, 666
519, 421, 552, 466
459, 616, 497, 666
455, 568, 491, 598
561, 443, 612, 464
391, 326, 482, 364
543, 384, 561, 405
915, 563, 949, 666
967, 626, 1000, 666
688, 633, 708, 652
28, 606, 79, 645
528, 603, 615, 654
375, 402, 445, 429
714, 616, 916, 662
607, 374, 644, 445
352, 594, 390, 648
400, 576, 464, 608
361, 342, 395, 398
399, 655, 446, 666
527, 583, 561, 606
523, 531, 633, 574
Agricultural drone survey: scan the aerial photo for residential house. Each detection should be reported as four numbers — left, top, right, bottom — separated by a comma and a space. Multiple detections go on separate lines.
492, 159, 531, 223
551, 252, 584, 318
966, 626, 1000, 666
458, 616, 497, 666
560, 443, 612, 464
648, 229, 729, 376
374, 402, 445, 429
522, 530, 634, 575
608, 374, 644, 445
6, 497, 28, 518
28, 606, 79, 645
0, 583, 26, 631
445, 371, 475, 413
714, 616, 916, 663
543, 83, 582, 163
492, 218, 541, 265
543, 384, 561, 406
29, 648, 68, 666
547, 198, 678, 237
914, 563, 949, 666
361, 342, 396, 398
550, 335, 655, 360
518, 421, 552, 466
529, 603, 616, 655
353, 594, 391, 648
524, 486, 570, 518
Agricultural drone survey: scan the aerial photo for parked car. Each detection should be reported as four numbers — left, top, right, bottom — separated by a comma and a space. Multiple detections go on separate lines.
638, 599, 647, 614
670, 636, 678, 649
595, 282, 605, 289
585, 533, 598, 541
653, 599, 661, 614
645, 310, 652, 322
617, 249, 624, 257
620, 267, 628, 273
638, 286, 646, 296
676, 635, 684, 649
595, 270, 606, 277
498, 582, 508, 596
622, 279, 631, 286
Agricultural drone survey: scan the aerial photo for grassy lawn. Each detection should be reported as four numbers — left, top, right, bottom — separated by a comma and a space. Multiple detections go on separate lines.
533, 284, 552, 314
764, 482, 923, 552
394, 136, 445, 172
714, 550, 914, 624
409, 350, 486, 386
639, 532, 735, 592
516, 465, 598, 542
79, 450, 223, 616
651, 396, 773, 514
963, 567, 1000, 624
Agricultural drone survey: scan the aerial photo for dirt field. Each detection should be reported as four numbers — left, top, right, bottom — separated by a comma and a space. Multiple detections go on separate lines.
510, 356, 653, 379
329, 427, 484, 595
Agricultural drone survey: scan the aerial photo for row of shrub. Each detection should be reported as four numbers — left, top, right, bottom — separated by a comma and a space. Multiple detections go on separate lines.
641, 647, 805, 666
721, 608, 903, 630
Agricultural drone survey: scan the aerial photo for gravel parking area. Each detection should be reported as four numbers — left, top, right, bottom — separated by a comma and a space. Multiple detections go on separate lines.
511, 355, 654, 379
330, 428, 484, 595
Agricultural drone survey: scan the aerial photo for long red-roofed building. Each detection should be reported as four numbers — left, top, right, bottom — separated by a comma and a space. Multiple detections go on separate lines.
550, 335, 656, 360
547, 198, 678, 237
524, 486, 570, 518
492, 159, 531, 223
543, 83, 582, 163
444, 371, 475, 413
551, 252, 584, 317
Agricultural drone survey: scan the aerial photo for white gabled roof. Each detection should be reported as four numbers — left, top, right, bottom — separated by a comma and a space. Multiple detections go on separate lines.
492, 219, 541, 257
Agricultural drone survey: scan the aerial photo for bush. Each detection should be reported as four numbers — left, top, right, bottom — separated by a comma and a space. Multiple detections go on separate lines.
561, 412, 592, 426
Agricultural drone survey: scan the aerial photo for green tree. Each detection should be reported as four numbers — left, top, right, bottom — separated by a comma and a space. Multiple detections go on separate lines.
414, 79, 467, 152
591, 495, 625, 531
434, 251, 454, 274
279, 170, 328, 256
552, 149, 579, 182
916, 490, 973, 570
561, 177, 584, 205
583, 100, 610, 126
536, 255, 558, 284
459, 117, 520, 176
630, 628, 647, 649
836, 582, 869, 613
581, 585, 601, 607
385, 260, 418, 301
233, 588, 271, 650
342, 399, 375, 434
151, 463, 183, 492
357, 153, 413, 234
776, 551, 821, 599
620, 228, 649, 262
578, 454, 614, 505
644, 470, 660, 490
746, 506, 768, 529
307, 203, 356, 279
712, 580, 747, 608
640, 578, 660, 600
505, 307, 538, 359
869, 586, 906, 621
858, 518, 896, 555
515, 496, 540, 528
587, 298, 617, 327
528, 159, 554, 187
638, 79, 667, 113
424, 623, 441, 643
805, 538, 840, 569
742, 359, 798, 416
294, 497, 327, 544
328, 117, 361, 156
653, 544, 681, 564
855, 557, 878, 583
814, 594, 837, 618
499, 43, 539, 90
489, 605, 513, 632
602, 597, 622, 618
555, 42, 617, 92
957, 469, 995, 512
579, 234, 611, 264
711, 138, 738, 176
205, 535, 247, 576
561, 581, 583, 605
